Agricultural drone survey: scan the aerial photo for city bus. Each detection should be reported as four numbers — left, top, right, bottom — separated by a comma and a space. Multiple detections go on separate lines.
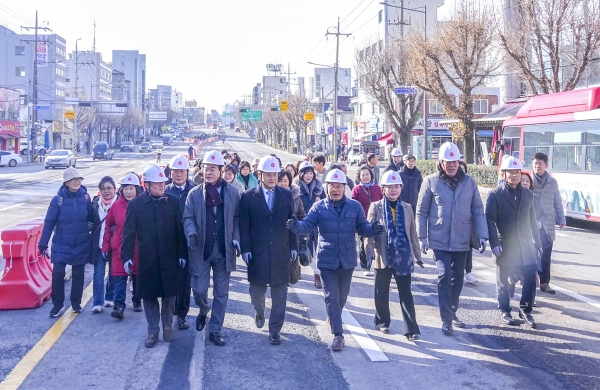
501, 87, 600, 222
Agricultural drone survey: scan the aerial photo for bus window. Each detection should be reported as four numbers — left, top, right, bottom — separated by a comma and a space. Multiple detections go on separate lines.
523, 147, 550, 168
585, 146, 600, 171
524, 131, 552, 146
552, 146, 582, 171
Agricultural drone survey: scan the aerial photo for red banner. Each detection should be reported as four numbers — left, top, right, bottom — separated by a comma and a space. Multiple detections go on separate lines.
0, 120, 21, 134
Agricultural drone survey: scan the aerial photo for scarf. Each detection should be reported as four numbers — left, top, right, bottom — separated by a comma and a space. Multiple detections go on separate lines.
300, 179, 322, 203
533, 171, 549, 189
241, 174, 250, 188
361, 180, 374, 188
437, 163, 465, 191
100, 196, 115, 212
205, 177, 224, 208
383, 197, 413, 276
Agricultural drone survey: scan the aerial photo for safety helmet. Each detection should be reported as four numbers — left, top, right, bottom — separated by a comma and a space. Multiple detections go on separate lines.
202, 150, 225, 166
257, 155, 280, 173
380, 170, 403, 186
169, 154, 190, 170
325, 169, 346, 184
121, 172, 141, 186
438, 142, 461, 162
298, 161, 314, 172
142, 165, 169, 183
306, 149, 313, 155
251, 158, 260, 166
391, 148, 403, 157
63, 167, 83, 183
500, 155, 522, 171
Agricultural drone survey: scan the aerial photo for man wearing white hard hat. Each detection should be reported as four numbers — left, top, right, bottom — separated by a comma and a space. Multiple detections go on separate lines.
251, 157, 260, 180
416, 141, 488, 335
384, 147, 404, 173
287, 169, 384, 352
122, 165, 187, 348
166, 154, 197, 330
486, 156, 542, 328
239, 155, 298, 346
183, 150, 241, 346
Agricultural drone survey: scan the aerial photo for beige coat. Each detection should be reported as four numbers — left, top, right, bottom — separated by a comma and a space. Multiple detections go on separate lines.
365, 200, 422, 270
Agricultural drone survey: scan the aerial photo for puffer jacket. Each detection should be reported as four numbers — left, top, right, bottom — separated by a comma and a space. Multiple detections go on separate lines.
532, 173, 566, 241
236, 172, 259, 190
39, 185, 92, 265
398, 165, 423, 211
102, 195, 138, 276
290, 196, 376, 270
416, 172, 488, 252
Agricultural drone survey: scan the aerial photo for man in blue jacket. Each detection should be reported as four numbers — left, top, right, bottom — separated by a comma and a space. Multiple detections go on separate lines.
287, 169, 384, 352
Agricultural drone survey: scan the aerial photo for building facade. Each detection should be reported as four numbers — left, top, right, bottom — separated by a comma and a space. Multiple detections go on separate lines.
112, 50, 146, 111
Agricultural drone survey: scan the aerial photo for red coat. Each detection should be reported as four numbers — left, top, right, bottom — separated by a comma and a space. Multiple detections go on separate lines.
351, 183, 383, 217
102, 196, 138, 276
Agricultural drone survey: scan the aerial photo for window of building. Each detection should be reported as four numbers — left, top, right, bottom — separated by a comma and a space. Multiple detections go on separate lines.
429, 99, 444, 114
15, 46, 25, 55
474, 99, 488, 114
56, 47, 66, 59
15, 67, 25, 77
378, 10, 383, 24
56, 89, 64, 98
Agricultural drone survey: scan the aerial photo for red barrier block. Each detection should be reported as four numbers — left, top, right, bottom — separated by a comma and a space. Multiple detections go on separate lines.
15, 221, 52, 281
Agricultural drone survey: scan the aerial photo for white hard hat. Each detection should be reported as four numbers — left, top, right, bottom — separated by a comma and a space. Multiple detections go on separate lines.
391, 148, 403, 157
306, 149, 313, 155
380, 170, 403, 186
257, 155, 280, 173
142, 165, 169, 183
169, 154, 190, 170
325, 169, 346, 184
252, 158, 260, 166
121, 172, 141, 186
298, 161, 314, 172
438, 142, 461, 162
202, 150, 225, 166
500, 155, 522, 171
63, 167, 83, 182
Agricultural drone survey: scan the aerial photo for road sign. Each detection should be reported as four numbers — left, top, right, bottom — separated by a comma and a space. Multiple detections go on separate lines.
280, 100, 288, 112
303, 112, 315, 121
65, 98, 79, 104
64, 110, 75, 119
241, 110, 263, 122
34, 105, 50, 110
394, 86, 419, 95
161, 126, 169, 131
149, 111, 168, 121
340, 126, 348, 131
327, 126, 334, 135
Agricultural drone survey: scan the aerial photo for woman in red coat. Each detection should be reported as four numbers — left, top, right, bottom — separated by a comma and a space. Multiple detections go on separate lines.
102, 172, 142, 319
351, 165, 383, 276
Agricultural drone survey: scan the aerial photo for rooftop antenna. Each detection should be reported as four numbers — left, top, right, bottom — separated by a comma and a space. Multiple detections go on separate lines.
93, 20, 96, 52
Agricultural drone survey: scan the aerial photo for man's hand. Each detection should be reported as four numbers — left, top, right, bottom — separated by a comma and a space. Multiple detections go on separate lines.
559, 224, 565, 229
415, 259, 424, 268
179, 258, 186, 269
232, 240, 241, 257
536, 221, 542, 230
286, 215, 298, 230
38, 245, 49, 259
187, 233, 198, 251
242, 252, 252, 265
420, 238, 429, 255
372, 223, 385, 235
102, 252, 108, 260
124, 260, 133, 275
492, 246, 503, 257
479, 239, 486, 254
290, 250, 298, 263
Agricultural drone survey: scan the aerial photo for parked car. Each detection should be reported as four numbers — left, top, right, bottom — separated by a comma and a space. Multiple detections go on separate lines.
139, 142, 152, 153
161, 136, 172, 145
348, 141, 379, 166
44, 149, 76, 169
0, 151, 23, 167
120, 141, 136, 152
92, 142, 114, 161
151, 141, 163, 150
19, 141, 47, 156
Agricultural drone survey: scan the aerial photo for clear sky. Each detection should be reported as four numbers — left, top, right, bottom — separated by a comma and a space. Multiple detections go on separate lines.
0, 0, 394, 112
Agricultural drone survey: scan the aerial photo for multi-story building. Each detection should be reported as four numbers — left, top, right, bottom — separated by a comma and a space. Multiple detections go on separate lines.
261, 76, 287, 106
112, 50, 146, 111
65, 51, 112, 101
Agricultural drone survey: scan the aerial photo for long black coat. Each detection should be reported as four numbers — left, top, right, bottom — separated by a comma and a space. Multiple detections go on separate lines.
485, 183, 542, 268
239, 185, 298, 285
122, 191, 186, 299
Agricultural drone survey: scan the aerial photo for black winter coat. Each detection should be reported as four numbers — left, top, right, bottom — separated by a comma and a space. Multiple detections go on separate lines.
398, 165, 423, 212
122, 191, 187, 299
384, 160, 404, 173
239, 186, 298, 285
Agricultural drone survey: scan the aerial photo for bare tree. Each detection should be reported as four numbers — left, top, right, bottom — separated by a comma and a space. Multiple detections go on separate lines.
410, 1, 501, 162
500, 0, 600, 94
285, 94, 319, 154
355, 39, 422, 152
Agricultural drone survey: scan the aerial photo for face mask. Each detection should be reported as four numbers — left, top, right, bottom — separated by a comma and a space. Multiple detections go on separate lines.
224, 159, 231, 164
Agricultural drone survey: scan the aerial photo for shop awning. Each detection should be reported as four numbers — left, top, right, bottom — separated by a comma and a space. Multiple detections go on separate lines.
375, 132, 394, 144
473, 98, 529, 124
0, 133, 21, 139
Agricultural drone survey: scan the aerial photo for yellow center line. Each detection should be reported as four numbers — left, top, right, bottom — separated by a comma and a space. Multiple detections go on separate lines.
0, 280, 95, 390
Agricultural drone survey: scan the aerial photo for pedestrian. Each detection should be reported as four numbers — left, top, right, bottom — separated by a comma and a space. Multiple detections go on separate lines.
312, 155, 328, 183
183, 150, 241, 347
156, 145, 162, 163
295, 160, 325, 289
384, 148, 404, 172
366, 153, 381, 185
91, 176, 118, 313
338, 163, 354, 190
416, 142, 488, 335
39, 167, 92, 317
365, 171, 423, 339
236, 160, 259, 190
486, 156, 542, 329
305, 149, 314, 161
352, 165, 383, 276
222, 164, 245, 194
329, 163, 352, 198
285, 163, 298, 179
239, 155, 298, 346
102, 173, 143, 319
398, 154, 423, 215
188, 144, 195, 161
251, 158, 260, 180
231, 153, 241, 170
165, 154, 196, 330
458, 161, 480, 285
223, 153, 232, 165
287, 169, 383, 351
122, 165, 187, 348
278, 170, 307, 283
531, 152, 566, 294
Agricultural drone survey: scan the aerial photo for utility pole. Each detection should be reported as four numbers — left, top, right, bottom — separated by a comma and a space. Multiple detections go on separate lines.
74, 38, 81, 154
326, 17, 351, 162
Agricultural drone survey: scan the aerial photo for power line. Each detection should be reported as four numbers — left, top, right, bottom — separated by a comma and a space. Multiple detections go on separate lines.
349, 14, 378, 35
340, 0, 366, 24
342, 0, 375, 30
0, 3, 34, 25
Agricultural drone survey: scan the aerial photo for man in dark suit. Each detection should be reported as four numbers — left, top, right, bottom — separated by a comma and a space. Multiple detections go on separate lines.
486, 156, 542, 329
239, 155, 298, 345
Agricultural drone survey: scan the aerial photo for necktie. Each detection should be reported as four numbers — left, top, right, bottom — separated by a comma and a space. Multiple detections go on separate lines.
267, 190, 274, 211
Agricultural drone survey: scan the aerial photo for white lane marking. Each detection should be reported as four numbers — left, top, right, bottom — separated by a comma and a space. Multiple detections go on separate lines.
0, 203, 26, 212
552, 284, 600, 311
341, 308, 390, 362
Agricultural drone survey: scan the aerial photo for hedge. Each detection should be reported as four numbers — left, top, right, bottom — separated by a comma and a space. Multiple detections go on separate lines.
415, 160, 499, 188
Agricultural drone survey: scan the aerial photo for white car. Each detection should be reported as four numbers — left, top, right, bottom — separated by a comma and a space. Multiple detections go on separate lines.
44, 149, 76, 169
0, 151, 23, 167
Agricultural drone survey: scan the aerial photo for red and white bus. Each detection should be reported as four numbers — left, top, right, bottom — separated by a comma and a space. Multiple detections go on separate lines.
501, 87, 600, 222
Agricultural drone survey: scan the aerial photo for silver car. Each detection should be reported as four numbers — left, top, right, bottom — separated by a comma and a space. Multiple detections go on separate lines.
45, 149, 77, 169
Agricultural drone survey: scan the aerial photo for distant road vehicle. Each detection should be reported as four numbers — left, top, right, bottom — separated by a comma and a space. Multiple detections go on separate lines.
44, 149, 76, 169
151, 141, 163, 150
120, 141, 136, 152
19, 141, 46, 156
92, 142, 114, 161
139, 142, 152, 153
0, 151, 23, 167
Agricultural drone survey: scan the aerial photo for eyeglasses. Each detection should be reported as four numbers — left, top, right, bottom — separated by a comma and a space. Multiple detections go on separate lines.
100, 186, 115, 191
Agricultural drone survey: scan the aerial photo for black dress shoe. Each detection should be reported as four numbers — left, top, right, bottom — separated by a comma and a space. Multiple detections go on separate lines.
452, 317, 465, 328
501, 313, 515, 325
209, 332, 226, 346
406, 334, 420, 341
331, 335, 345, 351
519, 309, 538, 329
442, 323, 453, 335
178, 316, 190, 330
269, 332, 281, 345
49, 305, 63, 318
255, 312, 265, 329
145, 334, 158, 348
196, 314, 207, 331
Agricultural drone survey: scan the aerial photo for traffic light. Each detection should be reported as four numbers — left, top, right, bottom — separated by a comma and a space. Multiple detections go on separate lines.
271, 107, 281, 112
239, 108, 250, 113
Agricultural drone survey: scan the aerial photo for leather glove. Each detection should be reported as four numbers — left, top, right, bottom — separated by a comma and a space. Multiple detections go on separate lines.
87, 221, 95, 230
187, 233, 198, 250
232, 240, 241, 257
415, 259, 424, 268
290, 250, 298, 264
286, 215, 297, 230
179, 258, 186, 269
242, 252, 252, 265
420, 238, 429, 255
479, 239, 486, 254
536, 221, 542, 230
124, 260, 133, 274
110, 225, 116, 233
102, 252, 108, 260
372, 222, 385, 235
492, 246, 503, 257
38, 245, 49, 259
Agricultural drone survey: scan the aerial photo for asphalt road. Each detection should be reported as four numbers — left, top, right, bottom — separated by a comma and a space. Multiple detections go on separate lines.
0, 128, 599, 389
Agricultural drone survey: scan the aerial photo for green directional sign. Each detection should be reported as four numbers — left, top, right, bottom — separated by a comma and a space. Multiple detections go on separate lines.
241, 110, 263, 122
